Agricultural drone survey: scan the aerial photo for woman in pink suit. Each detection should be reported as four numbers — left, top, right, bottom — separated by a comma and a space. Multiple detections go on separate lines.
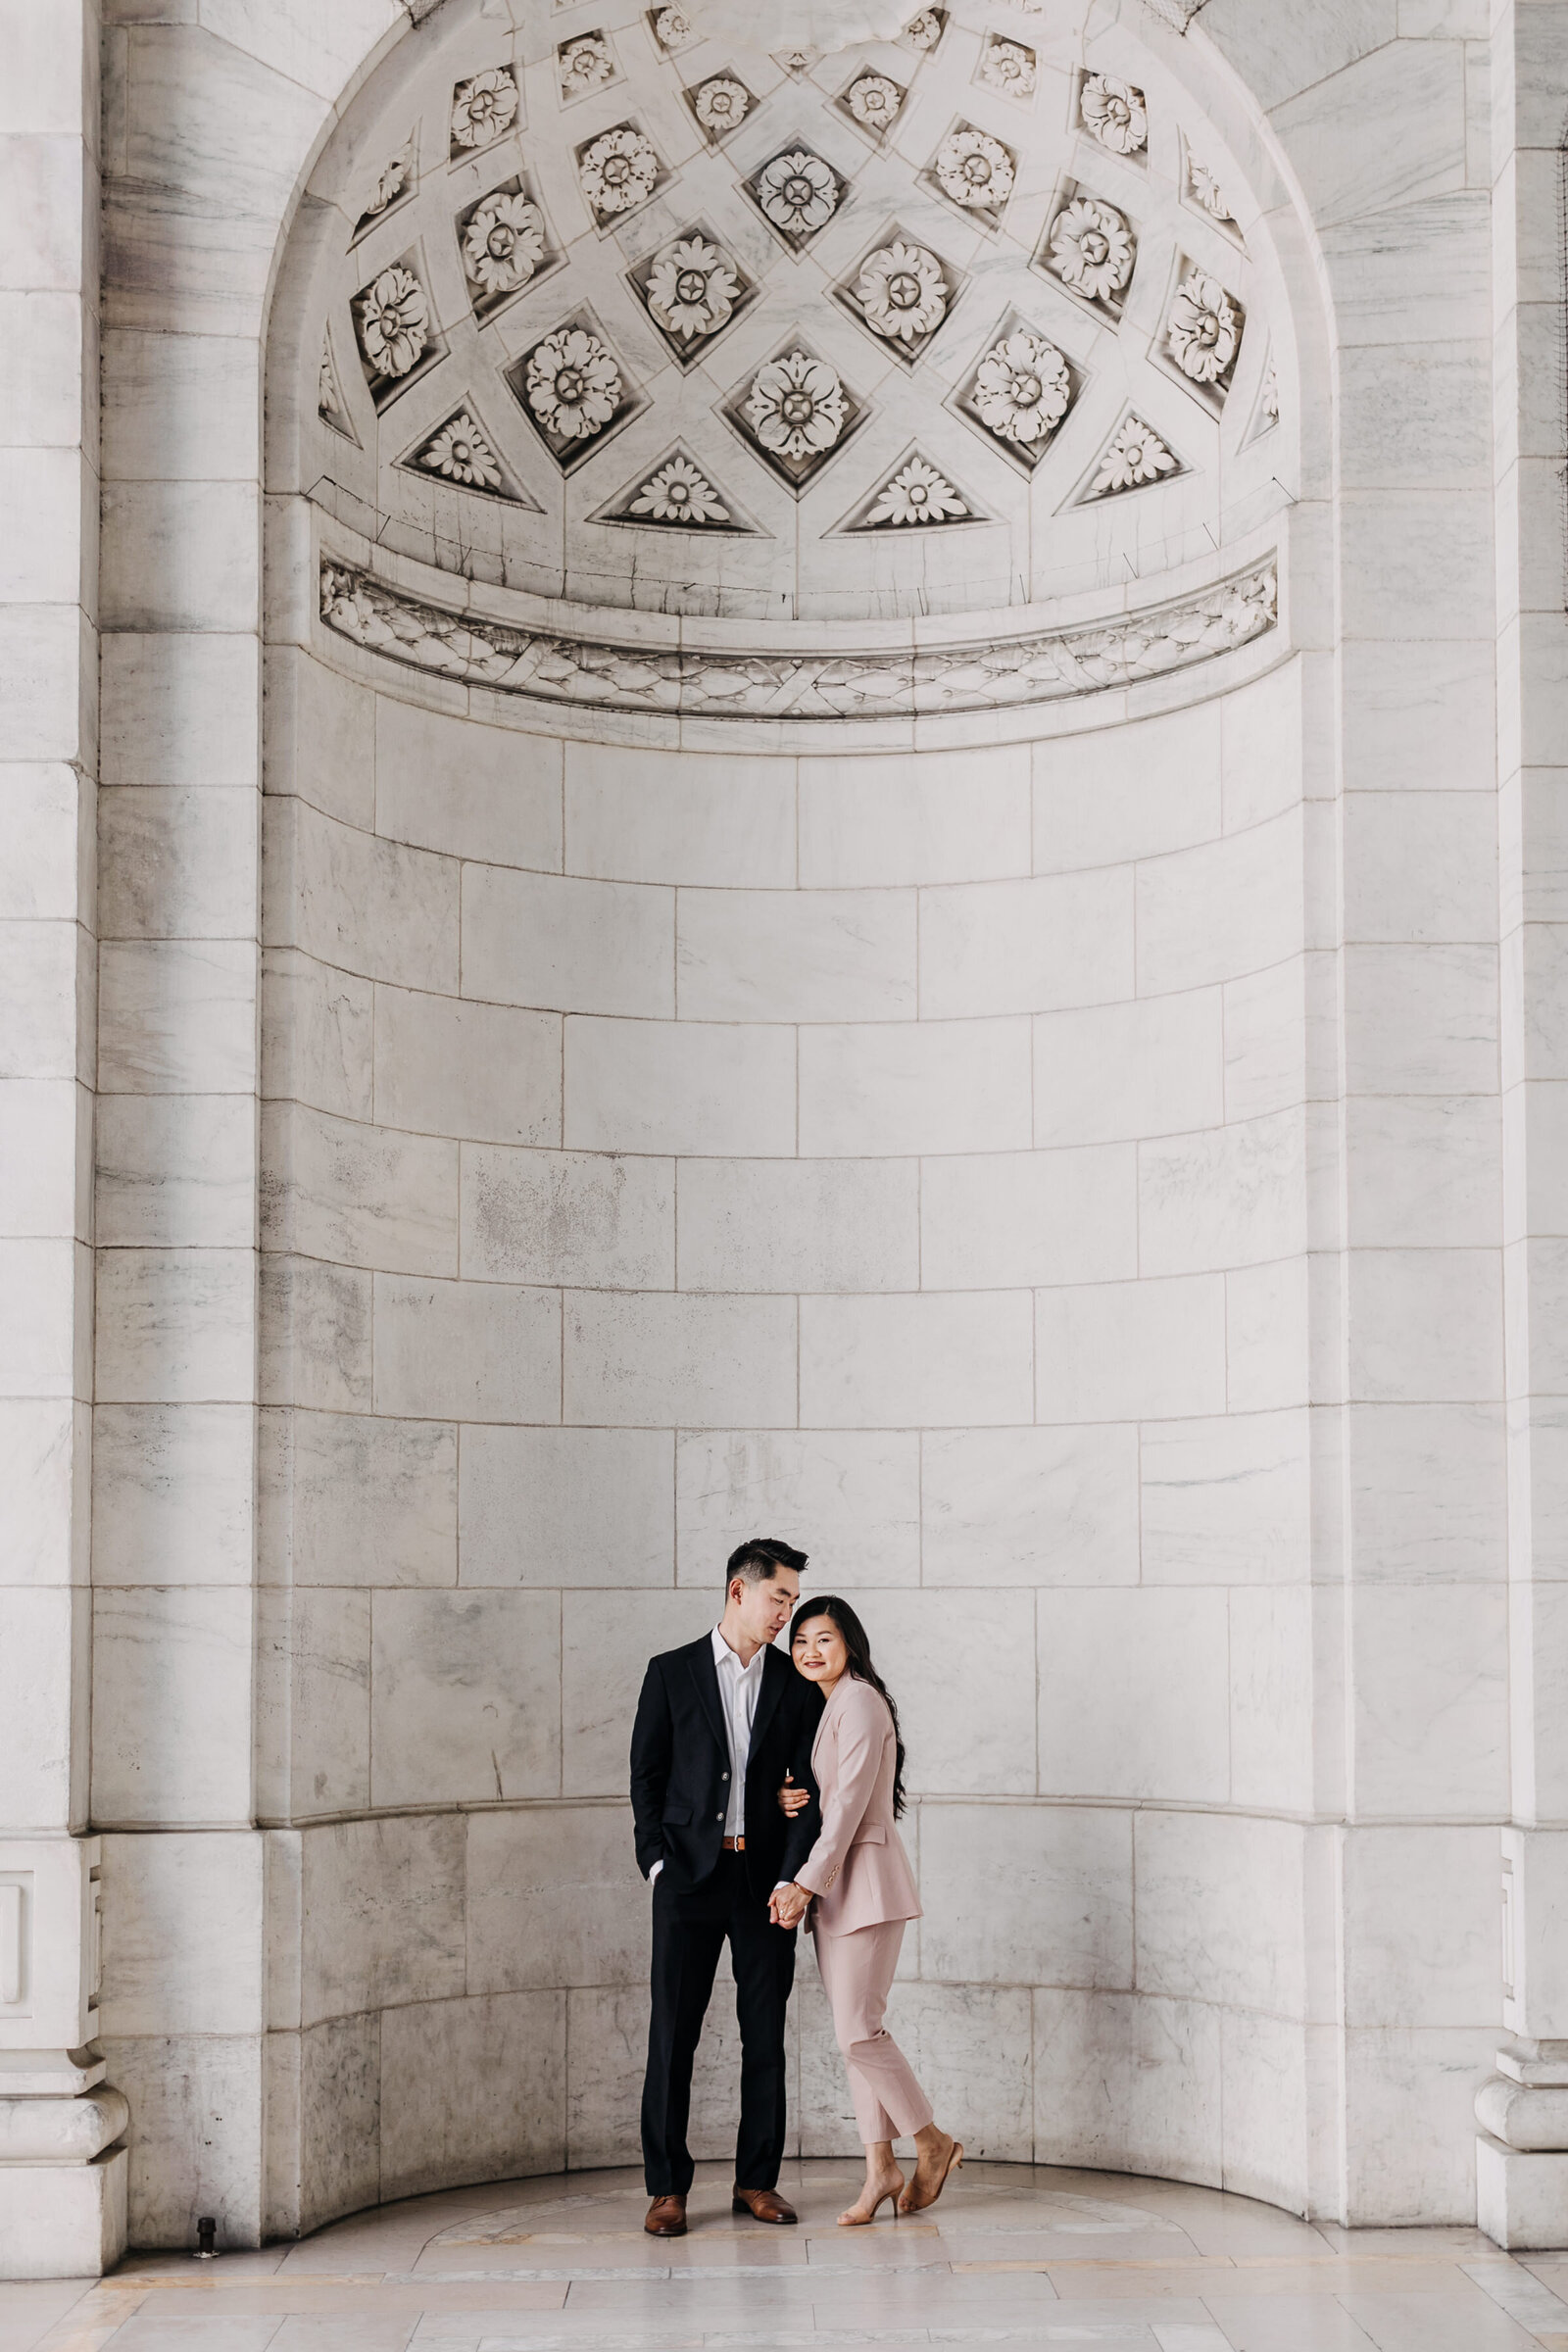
769, 1595, 963, 2227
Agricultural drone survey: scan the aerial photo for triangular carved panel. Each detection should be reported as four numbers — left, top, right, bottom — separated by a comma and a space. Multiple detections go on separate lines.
590, 444, 762, 533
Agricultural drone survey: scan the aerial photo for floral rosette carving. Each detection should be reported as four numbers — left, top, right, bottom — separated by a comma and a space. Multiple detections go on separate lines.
1048, 196, 1133, 304
756, 150, 839, 240
903, 8, 944, 48
355, 264, 429, 379
981, 38, 1036, 96
934, 127, 1014, 212
971, 328, 1070, 447
525, 325, 621, 441
462, 189, 547, 297
629, 457, 730, 523
420, 413, 503, 489
450, 68, 518, 153
647, 236, 739, 343
865, 456, 968, 526
745, 349, 846, 464
693, 76, 751, 135
1091, 414, 1176, 495
856, 241, 947, 345
652, 3, 691, 45
559, 33, 614, 98
1166, 269, 1241, 385
847, 74, 903, 132
1079, 73, 1147, 155
580, 125, 661, 218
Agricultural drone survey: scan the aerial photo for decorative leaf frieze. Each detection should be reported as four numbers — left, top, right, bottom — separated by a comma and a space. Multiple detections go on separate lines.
318, 553, 1281, 718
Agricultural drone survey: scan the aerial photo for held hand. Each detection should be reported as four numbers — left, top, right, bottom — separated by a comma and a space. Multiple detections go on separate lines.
777, 1769, 810, 1818
770, 1882, 809, 1931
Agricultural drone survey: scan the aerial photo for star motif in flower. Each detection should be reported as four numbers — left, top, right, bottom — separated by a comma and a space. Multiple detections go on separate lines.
933, 125, 1015, 214
450, 68, 519, 155
754, 148, 840, 241
579, 124, 661, 220
461, 188, 547, 299
354, 263, 429, 380
1047, 196, 1134, 305
1079, 73, 1147, 156
846, 73, 904, 132
970, 328, 1070, 449
524, 324, 621, 443
419, 411, 503, 489
646, 236, 740, 344
629, 456, 731, 524
692, 75, 752, 136
1088, 413, 1178, 496
1166, 268, 1242, 386
980, 37, 1036, 97
741, 348, 848, 477
558, 32, 614, 99
855, 240, 947, 346
862, 454, 970, 527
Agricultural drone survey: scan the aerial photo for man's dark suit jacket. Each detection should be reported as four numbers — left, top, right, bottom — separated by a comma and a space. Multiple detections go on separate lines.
630, 1635, 825, 1903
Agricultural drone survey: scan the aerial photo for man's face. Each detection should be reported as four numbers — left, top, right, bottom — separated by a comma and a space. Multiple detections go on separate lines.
731, 1567, 800, 1646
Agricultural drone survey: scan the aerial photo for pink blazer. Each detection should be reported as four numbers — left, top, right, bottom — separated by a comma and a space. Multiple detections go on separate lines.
794, 1676, 921, 1936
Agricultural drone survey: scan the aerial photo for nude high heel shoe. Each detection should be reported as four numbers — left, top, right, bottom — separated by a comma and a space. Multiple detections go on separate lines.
896, 2137, 963, 2215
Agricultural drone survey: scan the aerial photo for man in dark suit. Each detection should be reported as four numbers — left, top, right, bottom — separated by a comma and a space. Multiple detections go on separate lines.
630, 1537, 824, 2237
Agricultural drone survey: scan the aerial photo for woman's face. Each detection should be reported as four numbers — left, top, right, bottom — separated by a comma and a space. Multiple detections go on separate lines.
792, 1614, 850, 1687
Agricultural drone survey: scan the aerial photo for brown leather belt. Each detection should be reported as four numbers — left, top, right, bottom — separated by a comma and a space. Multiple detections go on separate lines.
722, 1835, 746, 1851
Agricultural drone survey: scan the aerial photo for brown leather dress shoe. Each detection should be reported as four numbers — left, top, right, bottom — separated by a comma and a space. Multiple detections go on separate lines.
645, 2193, 688, 2236
732, 2185, 798, 2224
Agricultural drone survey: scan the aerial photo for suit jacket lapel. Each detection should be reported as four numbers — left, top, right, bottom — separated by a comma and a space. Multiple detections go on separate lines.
748, 1642, 788, 1761
686, 1635, 728, 1757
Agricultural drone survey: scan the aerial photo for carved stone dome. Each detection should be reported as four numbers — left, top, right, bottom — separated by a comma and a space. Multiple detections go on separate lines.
281, 0, 1292, 643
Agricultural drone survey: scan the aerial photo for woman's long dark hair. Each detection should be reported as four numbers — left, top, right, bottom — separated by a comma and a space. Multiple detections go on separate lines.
789, 1594, 906, 1821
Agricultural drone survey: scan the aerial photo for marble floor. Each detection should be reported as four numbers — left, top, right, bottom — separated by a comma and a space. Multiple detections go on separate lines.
9, 2161, 1568, 2352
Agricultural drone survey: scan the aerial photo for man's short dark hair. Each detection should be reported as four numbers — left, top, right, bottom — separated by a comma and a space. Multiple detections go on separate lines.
725, 1537, 808, 1591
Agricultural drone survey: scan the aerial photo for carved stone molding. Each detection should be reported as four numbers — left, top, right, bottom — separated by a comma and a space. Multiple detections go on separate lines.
319, 553, 1278, 718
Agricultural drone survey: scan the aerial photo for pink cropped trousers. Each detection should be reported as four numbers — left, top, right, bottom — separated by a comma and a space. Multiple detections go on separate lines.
812, 1918, 934, 2146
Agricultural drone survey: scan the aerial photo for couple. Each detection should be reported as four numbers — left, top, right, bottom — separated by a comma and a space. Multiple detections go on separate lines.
629, 1537, 962, 2236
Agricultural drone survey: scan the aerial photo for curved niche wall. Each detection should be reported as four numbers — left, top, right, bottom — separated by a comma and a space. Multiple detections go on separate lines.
259, 0, 1317, 2237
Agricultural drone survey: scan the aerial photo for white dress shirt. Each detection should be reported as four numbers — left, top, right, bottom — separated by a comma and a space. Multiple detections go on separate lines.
650, 1627, 790, 1891
710, 1624, 766, 1838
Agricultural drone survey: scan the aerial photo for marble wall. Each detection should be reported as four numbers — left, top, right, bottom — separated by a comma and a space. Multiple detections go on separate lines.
239, 640, 1319, 2231
3, 0, 1556, 2277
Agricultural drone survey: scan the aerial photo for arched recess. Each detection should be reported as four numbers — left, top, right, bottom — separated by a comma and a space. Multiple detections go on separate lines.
251, 0, 1335, 2240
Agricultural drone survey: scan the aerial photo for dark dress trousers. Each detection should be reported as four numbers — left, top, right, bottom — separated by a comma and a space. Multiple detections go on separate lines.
630, 1634, 824, 2196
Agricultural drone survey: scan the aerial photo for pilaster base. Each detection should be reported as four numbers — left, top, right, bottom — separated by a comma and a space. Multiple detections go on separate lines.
0, 2147, 127, 2278
1478, 2132, 1568, 2250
